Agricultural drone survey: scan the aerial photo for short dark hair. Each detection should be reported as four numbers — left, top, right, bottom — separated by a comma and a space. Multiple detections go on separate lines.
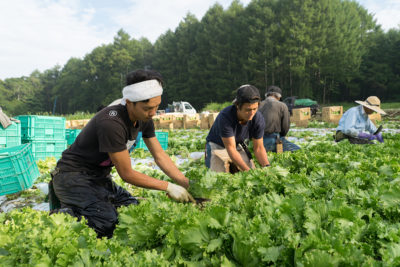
126, 69, 163, 104
234, 85, 261, 108
126, 69, 163, 86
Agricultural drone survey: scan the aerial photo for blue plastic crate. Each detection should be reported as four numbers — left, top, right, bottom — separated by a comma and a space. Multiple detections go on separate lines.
22, 139, 67, 161
66, 129, 81, 145
0, 143, 40, 195
0, 121, 21, 148
16, 115, 66, 140
136, 131, 168, 151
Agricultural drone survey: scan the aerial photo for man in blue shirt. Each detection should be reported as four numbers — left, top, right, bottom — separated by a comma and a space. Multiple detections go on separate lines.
335, 96, 385, 144
205, 85, 270, 172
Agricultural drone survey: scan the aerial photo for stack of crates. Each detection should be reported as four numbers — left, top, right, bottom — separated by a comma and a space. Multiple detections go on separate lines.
135, 131, 168, 151
0, 121, 21, 148
16, 115, 67, 161
0, 143, 40, 195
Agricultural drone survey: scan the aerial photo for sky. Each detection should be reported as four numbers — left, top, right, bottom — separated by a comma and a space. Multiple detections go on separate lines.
0, 0, 399, 80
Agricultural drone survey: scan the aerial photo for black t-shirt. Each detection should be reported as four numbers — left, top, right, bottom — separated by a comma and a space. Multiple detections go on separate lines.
57, 104, 155, 177
206, 105, 265, 147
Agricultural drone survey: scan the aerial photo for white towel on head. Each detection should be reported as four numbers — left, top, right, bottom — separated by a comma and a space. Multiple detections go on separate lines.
120, 79, 163, 105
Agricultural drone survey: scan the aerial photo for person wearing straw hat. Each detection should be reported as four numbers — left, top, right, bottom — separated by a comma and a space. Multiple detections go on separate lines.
334, 96, 386, 144
50, 69, 195, 238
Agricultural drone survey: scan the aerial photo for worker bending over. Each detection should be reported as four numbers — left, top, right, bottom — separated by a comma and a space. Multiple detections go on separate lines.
335, 96, 385, 144
205, 85, 270, 172
50, 70, 194, 238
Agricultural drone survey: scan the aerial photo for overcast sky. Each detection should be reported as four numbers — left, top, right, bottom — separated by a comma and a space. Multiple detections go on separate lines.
0, 0, 399, 80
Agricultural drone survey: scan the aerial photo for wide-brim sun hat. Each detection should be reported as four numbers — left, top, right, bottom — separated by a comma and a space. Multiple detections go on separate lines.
355, 96, 386, 115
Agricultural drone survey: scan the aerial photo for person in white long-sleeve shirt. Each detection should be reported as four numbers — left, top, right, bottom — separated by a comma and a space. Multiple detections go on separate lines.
335, 96, 386, 144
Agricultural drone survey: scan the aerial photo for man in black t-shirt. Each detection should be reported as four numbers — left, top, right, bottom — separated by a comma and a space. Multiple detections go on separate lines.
51, 70, 194, 238
205, 85, 270, 172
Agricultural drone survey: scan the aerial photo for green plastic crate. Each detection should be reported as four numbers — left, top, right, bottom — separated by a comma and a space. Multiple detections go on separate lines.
22, 139, 67, 161
16, 115, 66, 140
0, 143, 40, 195
66, 129, 81, 145
136, 131, 168, 151
0, 121, 21, 148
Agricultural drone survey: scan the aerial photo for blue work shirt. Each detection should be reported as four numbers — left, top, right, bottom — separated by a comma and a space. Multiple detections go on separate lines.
336, 105, 377, 137
206, 105, 265, 147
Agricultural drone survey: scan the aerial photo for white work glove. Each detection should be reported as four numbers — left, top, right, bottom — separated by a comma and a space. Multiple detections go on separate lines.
166, 182, 195, 203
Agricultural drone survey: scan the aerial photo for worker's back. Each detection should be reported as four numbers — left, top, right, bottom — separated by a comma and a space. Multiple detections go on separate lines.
259, 97, 290, 136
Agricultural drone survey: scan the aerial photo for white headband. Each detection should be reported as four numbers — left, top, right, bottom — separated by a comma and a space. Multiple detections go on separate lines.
121, 79, 163, 105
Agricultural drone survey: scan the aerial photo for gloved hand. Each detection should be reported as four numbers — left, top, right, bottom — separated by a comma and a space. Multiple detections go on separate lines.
166, 182, 195, 203
358, 132, 376, 140
375, 133, 384, 143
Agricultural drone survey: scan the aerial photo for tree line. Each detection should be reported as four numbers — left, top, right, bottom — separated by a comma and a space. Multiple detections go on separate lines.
0, 0, 399, 116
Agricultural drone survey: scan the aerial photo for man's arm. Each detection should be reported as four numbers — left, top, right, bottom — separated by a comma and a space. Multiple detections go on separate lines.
281, 106, 290, 137
365, 117, 378, 134
109, 149, 194, 202
222, 137, 251, 171
109, 149, 168, 190
145, 137, 189, 189
252, 138, 270, 167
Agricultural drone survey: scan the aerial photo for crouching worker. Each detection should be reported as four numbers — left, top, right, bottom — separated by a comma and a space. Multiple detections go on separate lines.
49, 70, 194, 238
259, 86, 300, 152
205, 85, 270, 173
335, 96, 386, 144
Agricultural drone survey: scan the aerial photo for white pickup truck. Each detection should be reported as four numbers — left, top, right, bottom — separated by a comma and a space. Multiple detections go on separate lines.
166, 101, 196, 114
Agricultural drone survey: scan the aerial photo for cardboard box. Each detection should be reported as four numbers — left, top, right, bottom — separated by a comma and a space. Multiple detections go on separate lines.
291, 108, 311, 121
322, 106, 343, 124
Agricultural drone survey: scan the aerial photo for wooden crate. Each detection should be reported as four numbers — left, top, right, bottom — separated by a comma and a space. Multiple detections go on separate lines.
152, 115, 160, 129
183, 114, 200, 129
172, 115, 184, 128
291, 108, 311, 121
68, 119, 90, 129
322, 106, 343, 124
200, 113, 210, 129
368, 113, 382, 125
208, 113, 219, 128
158, 115, 174, 129
213, 150, 243, 174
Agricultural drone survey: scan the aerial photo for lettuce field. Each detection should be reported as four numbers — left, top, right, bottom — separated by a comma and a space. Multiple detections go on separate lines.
1, 123, 400, 266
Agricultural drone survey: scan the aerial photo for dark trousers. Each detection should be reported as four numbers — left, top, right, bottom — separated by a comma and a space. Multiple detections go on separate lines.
52, 171, 138, 238
334, 131, 373, 144
263, 133, 301, 152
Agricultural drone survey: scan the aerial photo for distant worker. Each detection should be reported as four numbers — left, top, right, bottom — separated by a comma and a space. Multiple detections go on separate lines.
334, 96, 385, 144
50, 69, 195, 238
205, 85, 270, 172
259, 86, 300, 152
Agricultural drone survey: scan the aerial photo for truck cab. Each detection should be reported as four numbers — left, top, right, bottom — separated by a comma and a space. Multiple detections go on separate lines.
167, 101, 196, 114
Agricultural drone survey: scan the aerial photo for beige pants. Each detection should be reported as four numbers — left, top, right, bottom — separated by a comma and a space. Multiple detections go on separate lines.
208, 142, 255, 173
